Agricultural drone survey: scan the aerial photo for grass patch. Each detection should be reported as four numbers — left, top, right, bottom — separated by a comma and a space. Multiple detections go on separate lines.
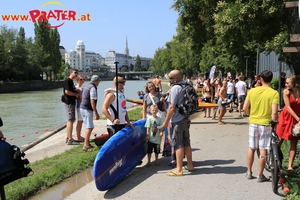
127, 107, 143, 121
281, 143, 300, 199
3, 107, 143, 200
4, 146, 98, 200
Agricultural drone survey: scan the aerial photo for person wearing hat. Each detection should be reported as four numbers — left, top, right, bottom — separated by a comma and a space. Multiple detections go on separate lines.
80, 75, 101, 151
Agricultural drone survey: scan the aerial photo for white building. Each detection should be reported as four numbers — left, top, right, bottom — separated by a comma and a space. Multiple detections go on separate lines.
65, 40, 103, 71
105, 37, 134, 71
59, 46, 66, 58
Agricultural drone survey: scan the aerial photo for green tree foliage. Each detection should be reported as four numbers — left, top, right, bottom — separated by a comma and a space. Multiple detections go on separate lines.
134, 55, 142, 71
150, 47, 172, 75
34, 21, 51, 80
151, 0, 300, 78
13, 27, 28, 79
49, 28, 62, 80
0, 22, 62, 81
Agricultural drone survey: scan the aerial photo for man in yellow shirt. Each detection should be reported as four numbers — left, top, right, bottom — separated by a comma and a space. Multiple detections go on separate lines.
243, 70, 279, 182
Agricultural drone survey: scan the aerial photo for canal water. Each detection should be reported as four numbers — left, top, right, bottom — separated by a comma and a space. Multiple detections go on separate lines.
0, 80, 151, 147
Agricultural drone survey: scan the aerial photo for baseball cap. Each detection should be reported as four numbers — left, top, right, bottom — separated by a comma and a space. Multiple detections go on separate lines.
91, 75, 101, 82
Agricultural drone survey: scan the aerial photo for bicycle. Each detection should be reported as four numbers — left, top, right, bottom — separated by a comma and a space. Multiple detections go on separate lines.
264, 120, 284, 194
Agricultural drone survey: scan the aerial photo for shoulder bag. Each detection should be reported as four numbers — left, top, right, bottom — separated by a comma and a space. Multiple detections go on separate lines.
149, 94, 166, 121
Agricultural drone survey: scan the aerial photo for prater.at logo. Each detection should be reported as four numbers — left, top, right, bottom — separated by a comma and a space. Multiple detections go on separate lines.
29, 1, 90, 28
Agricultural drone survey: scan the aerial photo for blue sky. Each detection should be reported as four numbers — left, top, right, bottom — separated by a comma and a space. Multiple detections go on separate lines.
0, 0, 178, 58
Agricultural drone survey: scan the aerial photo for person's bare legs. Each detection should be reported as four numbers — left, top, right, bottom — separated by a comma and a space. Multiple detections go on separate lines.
184, 146, 194, 170
258, 149, 267, 176
246, 148, 255, 174
171, 147, 184, 174
155, 153, 159, 165
83, 128, 93, 148
66, 121, 74, 140
218, 106, 226, 123
146, 153, 151, 166
288, 140, 298, 170
207, 108, 211, 117
76, 120, 84, 141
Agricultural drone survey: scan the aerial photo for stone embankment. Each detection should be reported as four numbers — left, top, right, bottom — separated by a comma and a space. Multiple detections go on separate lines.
0, 81, 64, 93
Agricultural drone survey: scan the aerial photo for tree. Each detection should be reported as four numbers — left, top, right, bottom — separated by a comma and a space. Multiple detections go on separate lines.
13, 27, 28, 80
49, 28, 61, 80
0, 35, 6, 80
134, 55, 142, 71
25, 37, 43, 80
152, 0, 299, 78
34, 21, 51, 80
151, 47, 172, 75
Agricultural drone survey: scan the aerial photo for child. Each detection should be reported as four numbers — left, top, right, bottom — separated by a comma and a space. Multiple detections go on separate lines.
144, 104, 163, 166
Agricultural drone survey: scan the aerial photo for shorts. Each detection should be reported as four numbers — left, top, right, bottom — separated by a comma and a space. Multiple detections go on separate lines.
248, 124, 271, 150
214, 97, 218, 103
77, 108, 83, 121
107, 124, 126, 137
238, 95, 246, 103
147, 141, 160, 154
80, 108, 94, 129
202, 97, 211, 103
227, 94, 234, 101
217, 99, 226, 108
65, 104, 76, 121
170, 118, 191, 150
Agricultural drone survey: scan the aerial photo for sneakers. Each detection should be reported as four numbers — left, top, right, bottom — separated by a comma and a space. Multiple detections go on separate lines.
245, 172, 253, 180
67, 138, 80, 145
257, 174, 270, 182
238, 115, 243, 118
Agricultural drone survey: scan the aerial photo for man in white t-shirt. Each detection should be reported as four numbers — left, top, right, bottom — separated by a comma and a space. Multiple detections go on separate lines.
226, 76, 235, 112
235, 75, 248, 118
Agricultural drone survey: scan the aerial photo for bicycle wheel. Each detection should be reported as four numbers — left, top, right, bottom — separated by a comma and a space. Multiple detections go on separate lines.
271, 159, 279, 194
265, 149, 272, 172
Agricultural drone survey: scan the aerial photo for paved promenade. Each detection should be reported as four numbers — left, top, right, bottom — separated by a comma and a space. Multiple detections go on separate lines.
24, 109, 284, 200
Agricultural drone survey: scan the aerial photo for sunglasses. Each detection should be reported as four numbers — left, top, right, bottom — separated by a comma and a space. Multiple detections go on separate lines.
80, 79, 84, 81
119, 81, 126, 84
169, 76, 175, 80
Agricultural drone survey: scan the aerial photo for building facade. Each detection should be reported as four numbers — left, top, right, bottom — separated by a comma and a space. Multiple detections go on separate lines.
105, 37, 135, 71
65, 40, 103, 71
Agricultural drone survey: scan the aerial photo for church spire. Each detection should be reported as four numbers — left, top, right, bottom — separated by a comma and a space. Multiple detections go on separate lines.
124, 36, 129, 56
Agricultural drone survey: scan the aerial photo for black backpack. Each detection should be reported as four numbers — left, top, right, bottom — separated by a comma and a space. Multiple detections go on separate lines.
174, 83, 198, 118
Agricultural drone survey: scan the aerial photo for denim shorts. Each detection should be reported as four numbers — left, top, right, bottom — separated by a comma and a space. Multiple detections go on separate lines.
80, 108, 94, 129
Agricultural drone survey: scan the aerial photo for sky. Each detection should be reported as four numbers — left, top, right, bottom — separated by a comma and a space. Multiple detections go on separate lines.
0, 0, 179, 58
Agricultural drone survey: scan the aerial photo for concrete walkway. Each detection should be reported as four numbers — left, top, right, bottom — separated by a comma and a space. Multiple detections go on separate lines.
24, 109, 284, 200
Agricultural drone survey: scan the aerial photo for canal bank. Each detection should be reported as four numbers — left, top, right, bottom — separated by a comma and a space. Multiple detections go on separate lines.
0, 81, 64, 93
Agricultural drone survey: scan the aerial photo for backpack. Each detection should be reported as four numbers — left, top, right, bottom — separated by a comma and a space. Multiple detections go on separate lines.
174, 83, 198, 118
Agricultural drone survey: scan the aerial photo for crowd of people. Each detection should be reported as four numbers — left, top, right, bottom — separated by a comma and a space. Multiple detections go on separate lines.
61, 67, 299, 179
194, 70, 299, 180
62, 69, 133, 152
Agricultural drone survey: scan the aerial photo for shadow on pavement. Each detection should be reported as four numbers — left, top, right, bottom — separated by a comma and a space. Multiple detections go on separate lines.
191, 121, 248, 125
103, 156, 177, 199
